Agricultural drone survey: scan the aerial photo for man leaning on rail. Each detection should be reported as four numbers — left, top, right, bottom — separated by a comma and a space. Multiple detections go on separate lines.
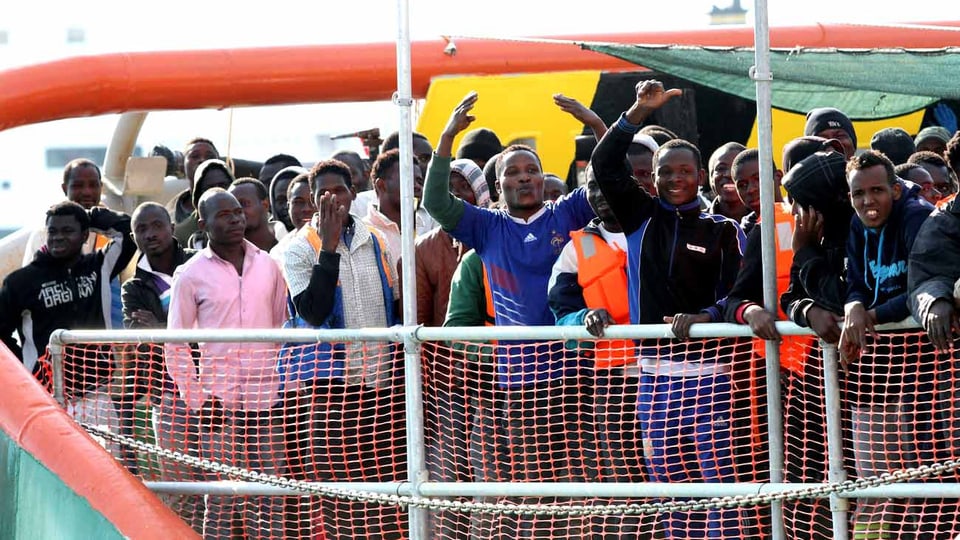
589, 79, 746, 539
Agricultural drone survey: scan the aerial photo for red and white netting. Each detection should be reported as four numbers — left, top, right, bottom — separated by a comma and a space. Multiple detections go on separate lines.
52, 332, 960, 539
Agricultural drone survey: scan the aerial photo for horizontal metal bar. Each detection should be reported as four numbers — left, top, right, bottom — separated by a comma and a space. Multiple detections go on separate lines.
144, 480, 960, 499
145, 481, 407, 496
50, 319, 921, 346
48, 327, 405, 345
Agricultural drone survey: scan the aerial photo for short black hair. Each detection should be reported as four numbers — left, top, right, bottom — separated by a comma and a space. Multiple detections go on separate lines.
731, 148, 777, 182
62, 158, 102, 185
309, 159, 354, 194
653, 139, 702, 171
894, 162, 926, 180
482, 152, 501, 202
847, 149, 896, 186
259, 154, 301, 184
197, 187, 231, 223
286, 173, 312, 199
46, 200, 89, 230
330, 150, 366, 171
908, 150, 950, 169
945, 131, 960, 177
131, 201, 171, 226
709, 142, 747, 173
150, 145, 179, 176
183, 137, 218, 156
494, 144, 542, 177
371, 149, 402, 182
639, 124, 678, 146
263, 153, 300, 168
909, 149, 958, 194
381, 131, 429, 153
230, 177, 268, 201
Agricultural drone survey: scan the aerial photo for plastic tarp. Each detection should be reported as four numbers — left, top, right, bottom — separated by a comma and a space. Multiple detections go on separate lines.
581, 43, 960, 119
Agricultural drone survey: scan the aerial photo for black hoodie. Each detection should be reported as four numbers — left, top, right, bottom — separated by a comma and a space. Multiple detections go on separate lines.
0, 208, 136, 392
778, 151, 854, 325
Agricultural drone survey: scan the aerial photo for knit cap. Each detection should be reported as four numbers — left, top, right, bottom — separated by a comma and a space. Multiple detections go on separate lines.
915, 126, 953, 147
870, 127, 915, 165
804, 107, 857, 149
450, 158, 491, 208
781, 151, 848, 212
456, 128, 503, 164
782, 136, 845, 173
630, 133, 660, 155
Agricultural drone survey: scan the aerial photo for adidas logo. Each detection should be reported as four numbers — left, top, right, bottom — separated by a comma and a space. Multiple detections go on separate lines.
523, 233, 537, 243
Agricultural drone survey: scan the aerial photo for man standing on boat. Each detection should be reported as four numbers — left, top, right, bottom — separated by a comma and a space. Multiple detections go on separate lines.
165, 188, 288, 539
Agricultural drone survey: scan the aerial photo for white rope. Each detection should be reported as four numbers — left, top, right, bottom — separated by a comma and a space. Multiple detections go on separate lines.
440, 32, 960, 55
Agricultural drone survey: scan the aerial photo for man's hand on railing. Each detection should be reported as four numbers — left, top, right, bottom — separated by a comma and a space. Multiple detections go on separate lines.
584, 308, 616, 338
664, 313, 712, 341
838, 302, 878, 370
923, 299, 959, 352
742, 305, 781, 341
807, 305, 842, 345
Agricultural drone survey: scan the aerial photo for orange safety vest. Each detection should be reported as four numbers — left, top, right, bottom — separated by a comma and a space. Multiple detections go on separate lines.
570, 229, 632, 369
480, 263, 495, 326
752, 203, 812, 375
303, 225, 396, 289
937, 192, 956, 210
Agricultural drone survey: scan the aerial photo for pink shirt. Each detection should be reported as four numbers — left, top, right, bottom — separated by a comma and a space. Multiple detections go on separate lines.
165, 240, 288, 411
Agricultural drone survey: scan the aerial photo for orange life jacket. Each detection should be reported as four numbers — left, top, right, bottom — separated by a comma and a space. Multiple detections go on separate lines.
753, 203, 812, 375
570, 228, 632, 369
937, 192, 956, 210
480, 263, 495, 326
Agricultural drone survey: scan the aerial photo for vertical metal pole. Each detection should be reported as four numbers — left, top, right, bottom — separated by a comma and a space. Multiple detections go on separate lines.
393, 0, 427, 538
751, 1, 785, 538
821, 342, 849, 540
48, 332, 66, 407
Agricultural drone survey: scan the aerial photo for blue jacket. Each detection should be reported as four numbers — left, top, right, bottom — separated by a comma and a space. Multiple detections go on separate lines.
279, 229, 397, 385
846, 180, 932, 324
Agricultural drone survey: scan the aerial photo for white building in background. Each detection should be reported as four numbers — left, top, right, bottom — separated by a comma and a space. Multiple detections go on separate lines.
0, 23, 400, 238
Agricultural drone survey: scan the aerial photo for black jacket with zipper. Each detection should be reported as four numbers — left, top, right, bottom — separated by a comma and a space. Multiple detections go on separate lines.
591, 116, 745, 329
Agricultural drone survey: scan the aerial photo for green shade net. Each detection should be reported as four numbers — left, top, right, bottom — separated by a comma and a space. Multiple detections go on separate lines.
581, 43, 960, 119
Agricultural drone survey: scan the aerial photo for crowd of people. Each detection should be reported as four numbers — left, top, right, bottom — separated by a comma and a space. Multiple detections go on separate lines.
2, 79, 960, 539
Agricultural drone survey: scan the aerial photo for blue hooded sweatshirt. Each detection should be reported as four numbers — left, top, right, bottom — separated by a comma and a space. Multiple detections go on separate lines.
845, 180, 933, 324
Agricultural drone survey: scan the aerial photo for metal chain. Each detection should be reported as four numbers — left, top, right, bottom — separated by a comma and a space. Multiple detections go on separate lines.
83, 422, 960, 517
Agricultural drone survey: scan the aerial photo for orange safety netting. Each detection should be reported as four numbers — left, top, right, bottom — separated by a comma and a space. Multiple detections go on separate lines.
51, 331, 960, 540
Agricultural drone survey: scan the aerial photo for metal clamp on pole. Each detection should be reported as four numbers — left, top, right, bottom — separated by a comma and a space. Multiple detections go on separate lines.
392, 91, 414, 107
48, 329, 66, 407
748, 65, 774, 82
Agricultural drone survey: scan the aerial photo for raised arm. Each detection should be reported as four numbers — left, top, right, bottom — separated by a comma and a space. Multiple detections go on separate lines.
908, 210, 960, 350
423, 92, 479, 231
554, 94, 607, 141
290, 193, 343, 326
89, 207, 137, 279
722, 225, 781, 340
592, 80, 680, 234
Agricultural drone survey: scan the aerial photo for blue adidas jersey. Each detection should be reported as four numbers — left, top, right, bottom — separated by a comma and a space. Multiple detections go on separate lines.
451, 186, 595, 386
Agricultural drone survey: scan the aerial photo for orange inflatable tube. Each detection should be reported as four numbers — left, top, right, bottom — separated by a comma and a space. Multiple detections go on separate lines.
0, 21, 958, 131
0, 344, 198, 539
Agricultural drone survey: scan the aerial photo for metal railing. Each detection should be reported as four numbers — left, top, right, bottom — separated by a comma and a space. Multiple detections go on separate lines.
47, 319, 954, 540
